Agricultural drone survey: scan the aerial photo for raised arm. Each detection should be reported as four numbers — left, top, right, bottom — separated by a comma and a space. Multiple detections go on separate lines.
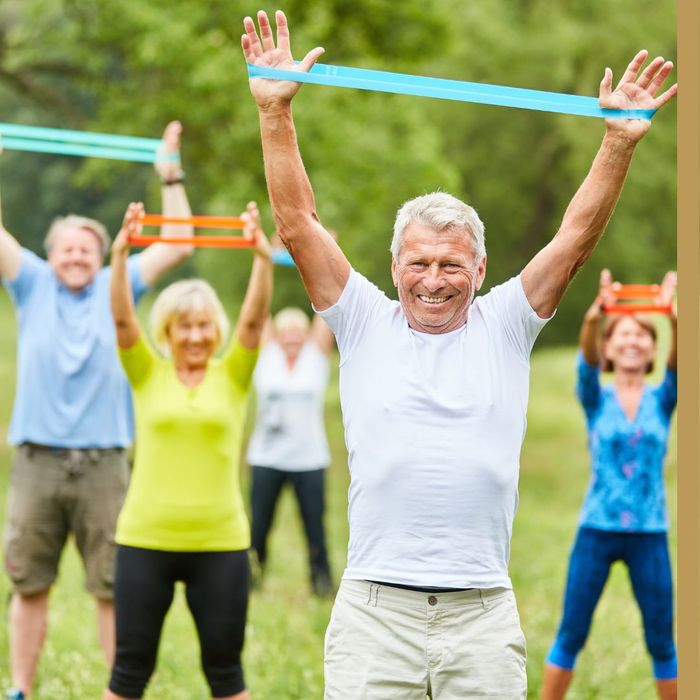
111, 203, 143, 349
0, 222, 22, 282
139, 120, 195, 286
579, 269, 614, 365
521, 51, 677, 318
242, 10, 350, 311
659, 270, 677, 370
233, 201, 274, 350
310, 314, 335, 356
0, 145, 22, 280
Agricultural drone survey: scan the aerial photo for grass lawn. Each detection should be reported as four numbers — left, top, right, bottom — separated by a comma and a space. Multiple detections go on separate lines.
0, 291, 676, 699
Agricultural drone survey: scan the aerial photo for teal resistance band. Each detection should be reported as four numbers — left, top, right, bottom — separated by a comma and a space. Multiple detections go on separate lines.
271, 249, 296, 267
0, 123, 177, 163
248, 63, 656, 120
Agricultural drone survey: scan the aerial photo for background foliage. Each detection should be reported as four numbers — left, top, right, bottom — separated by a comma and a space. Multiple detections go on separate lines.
0, 0, 676, 342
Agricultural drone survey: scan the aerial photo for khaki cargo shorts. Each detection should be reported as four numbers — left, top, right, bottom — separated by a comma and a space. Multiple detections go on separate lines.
324, 579, 527, 699
3, 443, 130, 598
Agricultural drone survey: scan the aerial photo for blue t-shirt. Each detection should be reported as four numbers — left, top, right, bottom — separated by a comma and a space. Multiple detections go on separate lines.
3, 248, 148, 448
576, 352, 677, 532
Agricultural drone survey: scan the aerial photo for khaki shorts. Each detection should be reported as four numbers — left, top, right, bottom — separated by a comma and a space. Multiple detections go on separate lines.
3, 444, 130, 598
324, 579, 527, 700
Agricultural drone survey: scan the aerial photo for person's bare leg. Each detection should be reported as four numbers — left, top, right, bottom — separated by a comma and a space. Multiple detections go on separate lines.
540, 663, 574, 700
9, 590, 50, 695
103, 690, 139, 700
655, 678, 677, 700
214, 691, 250, 700
96, 597, 116, 666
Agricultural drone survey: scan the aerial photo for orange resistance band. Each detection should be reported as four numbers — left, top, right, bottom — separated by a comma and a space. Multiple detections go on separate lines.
602, 283, 672, 314
128, 214, 255, 248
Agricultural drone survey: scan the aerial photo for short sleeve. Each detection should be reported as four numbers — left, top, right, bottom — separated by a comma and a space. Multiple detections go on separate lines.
118, 334, 156, 388
476, 275, 553, 362
655, 367, 677, 417
576, 351, 602, 418
224, 339, 260, 392
2, 248, 48, 307
317, 270, 391, 362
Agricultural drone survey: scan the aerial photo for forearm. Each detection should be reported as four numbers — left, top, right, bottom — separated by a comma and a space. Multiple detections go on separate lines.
311, 314, 335, 355
258, 105, 321, 243
522, 132, 637, 316
161, 182, 193, 236
0, 225, 22, 281
257, 104, 350, 309
579, 307, 602, 365
667, 316, 677, 370
236, 254, 273, 350
110, 254, 140, 348
554, 132, 637, 274
138, 183, 194, 286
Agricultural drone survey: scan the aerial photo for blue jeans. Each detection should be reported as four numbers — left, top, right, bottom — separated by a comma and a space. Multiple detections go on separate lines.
546, 527, 677, 680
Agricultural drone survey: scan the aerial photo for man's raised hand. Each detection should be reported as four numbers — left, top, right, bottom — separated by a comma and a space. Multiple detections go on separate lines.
242, 10, 325, 110
600, 50, 677, 142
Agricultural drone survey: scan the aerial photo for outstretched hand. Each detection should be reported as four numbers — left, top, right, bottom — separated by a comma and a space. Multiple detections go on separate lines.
113, 202, 144, 257
242, 10, 325, 110
600, 50, 677, 142
585, 268, 614, 320
154, 120, 184, 182
658, 270, 677, 320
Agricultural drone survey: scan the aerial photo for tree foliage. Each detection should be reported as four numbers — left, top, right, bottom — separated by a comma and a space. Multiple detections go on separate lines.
0, 0, 676, 342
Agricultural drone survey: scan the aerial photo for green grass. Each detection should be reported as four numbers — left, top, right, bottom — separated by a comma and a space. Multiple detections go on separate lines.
0, 291, 676, 699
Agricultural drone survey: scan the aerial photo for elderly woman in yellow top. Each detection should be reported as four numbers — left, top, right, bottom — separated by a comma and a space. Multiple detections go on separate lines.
104, 201, 272, 700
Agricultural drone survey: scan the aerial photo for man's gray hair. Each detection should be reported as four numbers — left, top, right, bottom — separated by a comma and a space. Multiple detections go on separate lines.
390, 192, 486, 263
44, 215, 111, 258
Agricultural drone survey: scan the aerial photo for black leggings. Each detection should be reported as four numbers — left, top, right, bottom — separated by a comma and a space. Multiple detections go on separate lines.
109, 545, 249, 698
251, 466, 330, 581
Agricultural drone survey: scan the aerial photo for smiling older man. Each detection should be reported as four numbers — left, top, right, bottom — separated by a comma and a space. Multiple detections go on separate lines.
242, 11, 677, 699
0, 122, 194, 700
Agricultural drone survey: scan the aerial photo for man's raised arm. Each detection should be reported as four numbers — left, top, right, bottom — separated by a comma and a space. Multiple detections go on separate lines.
521, 50, 677, 319
242, 10, 350, 311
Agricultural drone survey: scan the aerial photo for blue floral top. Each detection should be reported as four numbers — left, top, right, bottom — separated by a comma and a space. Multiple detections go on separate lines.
576, 352, 677, 532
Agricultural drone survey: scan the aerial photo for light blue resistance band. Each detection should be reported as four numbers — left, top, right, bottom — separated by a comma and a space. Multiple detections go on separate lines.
248, 63, 656, 120
0, 123, 177, 163
271, 249, 296, 267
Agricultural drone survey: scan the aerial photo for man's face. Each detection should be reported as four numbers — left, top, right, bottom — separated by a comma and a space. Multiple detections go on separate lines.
47, 226, 103, 292
391, 223, 486, 334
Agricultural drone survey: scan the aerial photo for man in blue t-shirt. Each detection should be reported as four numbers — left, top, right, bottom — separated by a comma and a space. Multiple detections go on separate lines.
0, 121, 194, 700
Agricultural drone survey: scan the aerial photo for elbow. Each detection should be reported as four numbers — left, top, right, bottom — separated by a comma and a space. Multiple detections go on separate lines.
275, 211, 321, 247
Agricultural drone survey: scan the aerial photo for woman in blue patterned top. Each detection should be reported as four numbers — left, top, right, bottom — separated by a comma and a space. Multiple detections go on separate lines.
541, 269, 677, 700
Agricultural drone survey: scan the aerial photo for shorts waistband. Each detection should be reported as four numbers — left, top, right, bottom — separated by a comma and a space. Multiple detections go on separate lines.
21, 442, 126, 456
340, 579, 512, 611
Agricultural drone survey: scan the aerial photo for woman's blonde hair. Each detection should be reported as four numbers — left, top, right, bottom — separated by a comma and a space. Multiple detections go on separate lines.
149, 279, 230, 356
273, 307, 310, 334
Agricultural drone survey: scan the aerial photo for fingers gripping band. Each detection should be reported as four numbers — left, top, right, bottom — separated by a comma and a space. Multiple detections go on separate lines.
247, 64, 657, 120
0, 123, 179, 163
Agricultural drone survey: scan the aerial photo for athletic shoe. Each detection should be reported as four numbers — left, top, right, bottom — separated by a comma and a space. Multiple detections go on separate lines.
5, 689, 26, 700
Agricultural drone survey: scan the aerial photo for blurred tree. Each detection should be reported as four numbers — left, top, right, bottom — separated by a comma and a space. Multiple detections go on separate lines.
0, 0, 675, 341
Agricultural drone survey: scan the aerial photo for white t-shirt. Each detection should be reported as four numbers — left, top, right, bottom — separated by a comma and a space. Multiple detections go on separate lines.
319, 270, 550, 589
246, 341, 331, 471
